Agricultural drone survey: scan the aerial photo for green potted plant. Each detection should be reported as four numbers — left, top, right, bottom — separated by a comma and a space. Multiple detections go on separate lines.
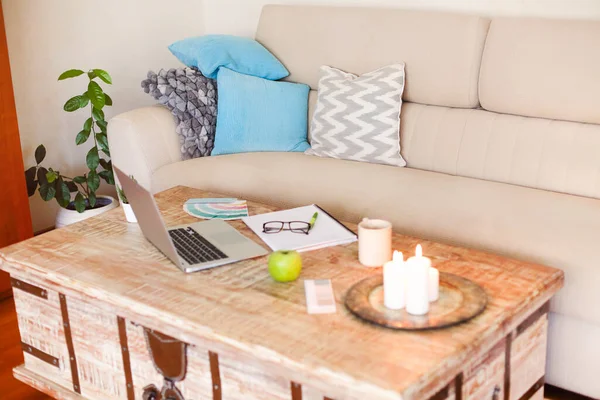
117, 179, 137, 223
25, 68, 117, 228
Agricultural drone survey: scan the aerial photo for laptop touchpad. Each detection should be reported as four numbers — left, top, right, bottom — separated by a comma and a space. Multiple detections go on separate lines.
210, 231, 246, 246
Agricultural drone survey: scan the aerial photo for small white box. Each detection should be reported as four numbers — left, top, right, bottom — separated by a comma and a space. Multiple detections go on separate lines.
304, 279, 336, 314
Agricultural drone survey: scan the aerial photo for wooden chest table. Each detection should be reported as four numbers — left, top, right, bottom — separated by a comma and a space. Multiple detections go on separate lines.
0, 186, 563, 400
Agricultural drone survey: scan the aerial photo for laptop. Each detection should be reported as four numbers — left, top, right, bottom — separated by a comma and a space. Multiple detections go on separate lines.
114, 167, 268, 273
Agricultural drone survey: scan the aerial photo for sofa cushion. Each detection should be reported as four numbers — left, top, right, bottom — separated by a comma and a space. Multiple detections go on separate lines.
307, 64, 406, 167
256, 5, 490, 108
479, 17, 600, 124
152, 152, 600, 326
400, 103, 600, 200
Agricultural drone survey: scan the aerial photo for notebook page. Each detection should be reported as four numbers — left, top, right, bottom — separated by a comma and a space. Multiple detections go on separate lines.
242, 205, 357, 252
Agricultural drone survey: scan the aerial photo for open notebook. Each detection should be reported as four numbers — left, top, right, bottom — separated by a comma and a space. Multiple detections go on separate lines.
242, 205, 357, 252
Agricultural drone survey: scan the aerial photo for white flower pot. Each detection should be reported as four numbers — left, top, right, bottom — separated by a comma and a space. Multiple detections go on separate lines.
122, 203, 137, 223
55, 195, 118, 229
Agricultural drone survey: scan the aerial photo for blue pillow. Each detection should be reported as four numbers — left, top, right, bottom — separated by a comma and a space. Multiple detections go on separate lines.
211, 68, 310, 156
169, 35, 289, 80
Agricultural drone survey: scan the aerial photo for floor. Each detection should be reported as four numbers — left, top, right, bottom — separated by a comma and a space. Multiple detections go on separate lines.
545, 387, 594, 400
0, 297, 592, 400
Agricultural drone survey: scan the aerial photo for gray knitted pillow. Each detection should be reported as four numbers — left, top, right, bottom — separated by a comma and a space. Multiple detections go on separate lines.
142, 67, 217, 159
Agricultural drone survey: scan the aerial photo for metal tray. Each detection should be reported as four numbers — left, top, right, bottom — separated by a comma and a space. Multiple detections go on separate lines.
345, 272, 487, 330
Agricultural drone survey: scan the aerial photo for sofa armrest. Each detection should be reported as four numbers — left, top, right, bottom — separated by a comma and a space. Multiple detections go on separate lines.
108, 106, 181, 191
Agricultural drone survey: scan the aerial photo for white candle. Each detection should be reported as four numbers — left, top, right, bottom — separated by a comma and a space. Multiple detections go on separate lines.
383, 251, 406, 309
406, 245, 431, 316
429, 267, 439, 302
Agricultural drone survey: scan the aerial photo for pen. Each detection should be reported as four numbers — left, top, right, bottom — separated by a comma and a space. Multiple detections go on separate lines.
309, 212, 319, 232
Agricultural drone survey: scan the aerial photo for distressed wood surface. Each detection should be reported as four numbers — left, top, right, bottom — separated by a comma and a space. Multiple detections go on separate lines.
0, 186, 564, 400
14, 365, 85, 400
510, 316, 548, 399
463, 338, 505, 399
13, 284, 72, 390
0, 296, 51, 399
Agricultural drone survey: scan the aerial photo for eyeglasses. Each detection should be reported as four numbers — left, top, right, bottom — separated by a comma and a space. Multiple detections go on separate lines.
262, 221, 311, 235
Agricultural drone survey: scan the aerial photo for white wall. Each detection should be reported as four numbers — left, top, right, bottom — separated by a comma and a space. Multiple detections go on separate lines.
3, 0, 204, 232
203, 0, 600, 36
6, 0, 600, 231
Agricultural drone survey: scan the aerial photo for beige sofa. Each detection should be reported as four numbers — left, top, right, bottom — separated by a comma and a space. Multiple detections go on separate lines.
108, 5, 600, 398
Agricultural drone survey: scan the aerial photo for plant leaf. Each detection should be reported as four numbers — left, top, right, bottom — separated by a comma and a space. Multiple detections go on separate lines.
107, 169, 115, 185
87, 81, 105, 110
39, 183, 56, 201
88, 70, 96, 80
25, 166, 36, 181
92, 69, 112, 85
87, 170, 100, 192
99, 158, 110, 170
58, 69, 85, 80
73, 175, 86, 184
46, 170, 58, 183
64, 96, 84, 112
99, 170, 110, 182
37, 167, 48, 186
83, 117, 93, 131
86, 147, 99, 170
34, 144, 46, 164
102, 147, 111, 157
79, 92, 90, 108
99, 170, 114, 185
96, 133, 109, 152
55, 178, 71, 208
88, 191, 97, 208
25, 167, 37, 196
75, 130, 91, 145
104, 93, 113, 106
66, 181, 78, 192
74, 192, 86, 213
96, 119, 108, 132
92, 107, 105, 122
117, 185, 127, 203
27, 180, 38, 197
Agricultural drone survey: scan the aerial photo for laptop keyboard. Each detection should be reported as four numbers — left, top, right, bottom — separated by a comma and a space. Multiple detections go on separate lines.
169, 227, 228, 265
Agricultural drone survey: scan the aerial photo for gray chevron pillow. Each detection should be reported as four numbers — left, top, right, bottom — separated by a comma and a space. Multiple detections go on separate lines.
306, 64, 406, 167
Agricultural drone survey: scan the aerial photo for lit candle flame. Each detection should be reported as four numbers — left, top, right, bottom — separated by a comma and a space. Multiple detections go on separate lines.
393, 250, 404, 263
416, 244, 423, 257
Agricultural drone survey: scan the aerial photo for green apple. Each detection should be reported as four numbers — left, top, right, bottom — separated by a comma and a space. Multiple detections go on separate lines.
268, 250, 302, 282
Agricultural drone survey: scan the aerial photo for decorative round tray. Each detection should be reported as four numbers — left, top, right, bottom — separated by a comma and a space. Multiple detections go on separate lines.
345, 272, 487, 330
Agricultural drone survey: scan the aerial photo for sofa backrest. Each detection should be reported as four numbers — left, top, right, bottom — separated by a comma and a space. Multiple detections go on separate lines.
480, 18, 600, 125
255, 5, 600, 200
256, 5, 490, 109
